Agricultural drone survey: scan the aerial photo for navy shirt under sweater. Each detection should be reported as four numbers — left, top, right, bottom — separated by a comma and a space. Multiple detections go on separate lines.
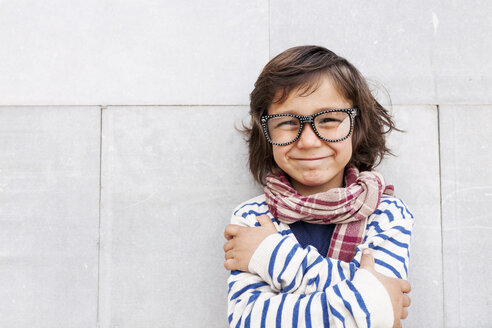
289, 221, 335, 257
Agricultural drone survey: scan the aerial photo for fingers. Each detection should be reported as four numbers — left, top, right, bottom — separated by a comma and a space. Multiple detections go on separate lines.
224, 258, 236, 271
224, 224, 240, 240
400, 280, 411, 293
401, 290, 411, 321
402, 294, 411, 307
223, 240, 233, 252
223, 242, 236, 270
224, 249, 234, 260
256, 214, 273, 227
401, 307, 408, 319
359, 248, 375, 271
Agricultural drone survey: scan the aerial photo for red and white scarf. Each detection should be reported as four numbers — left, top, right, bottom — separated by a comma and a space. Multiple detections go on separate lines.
264, 164, 394, 262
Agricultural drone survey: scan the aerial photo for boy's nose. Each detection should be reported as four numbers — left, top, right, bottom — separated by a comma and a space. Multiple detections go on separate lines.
296, 123, 322, 148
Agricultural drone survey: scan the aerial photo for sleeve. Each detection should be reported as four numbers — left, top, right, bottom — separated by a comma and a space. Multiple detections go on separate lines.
227, 197, 413, 327
246, 197, 414, 295
230, 199, 356, 296
227, 268, 393, 328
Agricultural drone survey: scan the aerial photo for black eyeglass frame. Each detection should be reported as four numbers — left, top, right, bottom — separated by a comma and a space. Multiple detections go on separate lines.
260, 108, 358, 146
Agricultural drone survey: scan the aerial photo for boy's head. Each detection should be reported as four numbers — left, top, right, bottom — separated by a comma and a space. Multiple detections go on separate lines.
247, 45, 396, 185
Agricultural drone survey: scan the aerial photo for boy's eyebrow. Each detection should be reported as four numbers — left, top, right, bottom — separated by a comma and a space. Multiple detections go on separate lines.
270, 106, 344, 115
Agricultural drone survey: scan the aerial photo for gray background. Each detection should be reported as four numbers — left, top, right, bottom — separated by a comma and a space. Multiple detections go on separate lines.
0, 1, 491, 327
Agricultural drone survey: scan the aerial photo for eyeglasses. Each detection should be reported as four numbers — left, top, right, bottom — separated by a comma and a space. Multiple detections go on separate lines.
261, 108, 358, 146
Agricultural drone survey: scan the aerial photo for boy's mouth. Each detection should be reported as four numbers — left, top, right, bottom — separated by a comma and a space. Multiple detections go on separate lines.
294, 156, 331, 161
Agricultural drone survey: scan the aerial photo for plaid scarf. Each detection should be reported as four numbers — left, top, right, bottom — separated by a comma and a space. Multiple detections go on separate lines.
264, 164, 394, 262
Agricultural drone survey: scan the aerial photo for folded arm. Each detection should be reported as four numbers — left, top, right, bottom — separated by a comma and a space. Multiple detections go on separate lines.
226, 197, 413, 295
227, 249, 410, 328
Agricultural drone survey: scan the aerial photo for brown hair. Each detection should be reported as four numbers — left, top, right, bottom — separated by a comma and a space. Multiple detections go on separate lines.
245, 45, 398, 185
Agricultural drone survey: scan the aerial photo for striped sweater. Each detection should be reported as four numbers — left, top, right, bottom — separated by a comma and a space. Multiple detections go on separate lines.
227, 194, 414, 328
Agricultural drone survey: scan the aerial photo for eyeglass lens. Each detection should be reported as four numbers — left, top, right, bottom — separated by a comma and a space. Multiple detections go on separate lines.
266, 111, 351, 144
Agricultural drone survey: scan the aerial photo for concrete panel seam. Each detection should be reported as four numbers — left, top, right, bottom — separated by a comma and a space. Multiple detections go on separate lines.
0, 104, 252, 107
0, 104, 491, 108
436, 104, 445, 328
96, 106, 104, 327
102, 104, 250, 108
268, 0, 271, 59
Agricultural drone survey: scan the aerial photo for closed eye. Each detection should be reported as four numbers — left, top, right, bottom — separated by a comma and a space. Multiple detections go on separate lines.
274, 119, 300, 129
319, 117, 340, 123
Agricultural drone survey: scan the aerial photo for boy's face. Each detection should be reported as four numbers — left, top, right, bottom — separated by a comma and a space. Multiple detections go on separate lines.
268, 76, 353, 196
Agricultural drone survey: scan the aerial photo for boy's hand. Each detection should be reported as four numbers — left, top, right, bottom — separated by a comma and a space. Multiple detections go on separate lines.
223, 215, 277, 272
360, 249, 412, 328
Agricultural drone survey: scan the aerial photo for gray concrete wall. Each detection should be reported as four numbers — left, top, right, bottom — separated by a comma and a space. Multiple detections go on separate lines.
0, 1, 490, 327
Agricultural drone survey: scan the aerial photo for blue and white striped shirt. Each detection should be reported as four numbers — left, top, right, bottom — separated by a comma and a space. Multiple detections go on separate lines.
227, 194, 414, 328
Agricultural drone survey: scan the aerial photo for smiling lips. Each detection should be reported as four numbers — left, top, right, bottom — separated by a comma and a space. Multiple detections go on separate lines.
294, 156, 331, 161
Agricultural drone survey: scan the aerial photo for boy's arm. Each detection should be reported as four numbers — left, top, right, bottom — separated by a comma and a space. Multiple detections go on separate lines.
226, 198, 352, 293
227, 250, 410, 328
229, 197, 413, 295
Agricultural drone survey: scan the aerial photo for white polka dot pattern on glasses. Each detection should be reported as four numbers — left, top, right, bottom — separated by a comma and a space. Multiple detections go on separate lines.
261, 108, 358, 146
